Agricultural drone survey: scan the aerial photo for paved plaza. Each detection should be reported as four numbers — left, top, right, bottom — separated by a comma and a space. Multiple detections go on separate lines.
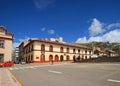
7, 63, 120, 86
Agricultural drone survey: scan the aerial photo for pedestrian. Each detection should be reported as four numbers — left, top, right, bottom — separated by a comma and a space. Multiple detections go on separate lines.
51, 59, 53, 65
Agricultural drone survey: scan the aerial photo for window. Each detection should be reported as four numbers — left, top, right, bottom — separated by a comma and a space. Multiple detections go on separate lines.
89, 51, 91, 54
49, 45, 53, 52
24, 49, 26, 54
31, 55, 33, 62
73, 48, 76, 53
31, 45, 33, 51
41, 44, 45, 51
66, 48, 69, 53
26, 48, 28, 53
60, 47, 64, 53
28, 46, 30, 52
0, 40, 4, 48
0, 54, 4, 62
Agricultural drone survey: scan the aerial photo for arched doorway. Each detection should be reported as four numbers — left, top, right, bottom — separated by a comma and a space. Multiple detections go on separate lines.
60, 55, 63, 62
66, 55, 70, 61
49, 55, 53, 62
73, 55, 75, 62
40, 54, 45, 62
55, 55, 59, 62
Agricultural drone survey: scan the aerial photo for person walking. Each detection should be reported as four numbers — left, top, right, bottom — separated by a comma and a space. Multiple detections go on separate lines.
51, 59, 53, 65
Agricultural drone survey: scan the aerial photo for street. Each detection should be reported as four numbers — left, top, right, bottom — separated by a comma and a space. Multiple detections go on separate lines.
9, 63, 120, 86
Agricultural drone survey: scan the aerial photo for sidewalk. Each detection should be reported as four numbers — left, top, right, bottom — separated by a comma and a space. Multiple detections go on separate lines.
0, 68, 20, 86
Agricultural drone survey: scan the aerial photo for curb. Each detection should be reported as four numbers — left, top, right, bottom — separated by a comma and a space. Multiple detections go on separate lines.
6, 68, 22, 86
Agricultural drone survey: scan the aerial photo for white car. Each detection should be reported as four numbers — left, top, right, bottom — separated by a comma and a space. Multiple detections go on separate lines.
21, 61, 26, 64
91, 54, 98, 58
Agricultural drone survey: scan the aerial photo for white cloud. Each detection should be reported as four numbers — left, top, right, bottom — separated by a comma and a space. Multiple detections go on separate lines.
76, 37, 87, 43
34, 0, 55, 10
88, 18, 104, 36
102, 29, 120, 43
48, 29, 55, 34
76, 18, 120, 43
41, 27, 55, 35
41, 27, 46, 31
88, 36, 102, 42
12, 42, 20, 50
18, 37, 30, 43
12, 36, 30, 50
76, 29, 120, 43
106, 23, 120, 30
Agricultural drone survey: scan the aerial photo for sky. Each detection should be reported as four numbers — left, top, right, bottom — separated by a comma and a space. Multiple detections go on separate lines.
0, 0, 120, 49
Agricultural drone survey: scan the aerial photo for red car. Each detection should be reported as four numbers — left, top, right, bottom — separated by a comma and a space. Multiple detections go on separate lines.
0, 61, 14, 67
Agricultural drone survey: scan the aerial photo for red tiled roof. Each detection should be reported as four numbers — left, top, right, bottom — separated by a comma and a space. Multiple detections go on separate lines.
27, 38, 92, 49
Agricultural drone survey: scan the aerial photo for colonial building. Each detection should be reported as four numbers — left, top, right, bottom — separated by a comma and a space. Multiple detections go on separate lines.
18, 38, 92, 63
0, 26, 13, 62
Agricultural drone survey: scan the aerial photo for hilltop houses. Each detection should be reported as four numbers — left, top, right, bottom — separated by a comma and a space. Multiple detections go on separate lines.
93, 47, 116, 57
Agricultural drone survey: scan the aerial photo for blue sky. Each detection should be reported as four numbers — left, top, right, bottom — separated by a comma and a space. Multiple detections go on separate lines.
0, 0, 120, 49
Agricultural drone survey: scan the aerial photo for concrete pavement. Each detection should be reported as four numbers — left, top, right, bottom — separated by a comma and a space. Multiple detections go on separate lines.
10, 63, 120, 86
1, 62, 120, 86
0, 62, 68, 86
0, 68, 21, 86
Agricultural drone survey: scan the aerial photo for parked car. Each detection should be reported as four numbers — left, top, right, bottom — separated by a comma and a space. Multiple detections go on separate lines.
91, 54, 98, 58
20, 60, 26, 65
13, 58, 19, 64
0, 61, 14, 67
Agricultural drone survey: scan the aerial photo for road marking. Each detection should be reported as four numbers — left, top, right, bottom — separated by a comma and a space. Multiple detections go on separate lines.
24, 66, 30, 68
19, 67, 24, 70
30, 66, 34, 68
108, 79, 120, 83
9, 67, 14, 70
7, 68, 23, 86
9, 63, 67, 71
14, 67, 19, 70
48, 70, 62, 74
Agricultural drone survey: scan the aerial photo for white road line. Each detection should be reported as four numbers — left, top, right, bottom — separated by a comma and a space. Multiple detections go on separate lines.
33, 66, 39, 67
108, 79, 120, 83
48, 70, 62, 74
9, 63, 67, 71
23, 66, 30, 68
19, 67, 24, 70
14, 67, 19, 70
9, 68, 14, 70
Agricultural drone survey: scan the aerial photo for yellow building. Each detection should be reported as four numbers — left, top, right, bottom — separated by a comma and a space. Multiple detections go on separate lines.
18, 38, 92, 63
0, 26, 13, 62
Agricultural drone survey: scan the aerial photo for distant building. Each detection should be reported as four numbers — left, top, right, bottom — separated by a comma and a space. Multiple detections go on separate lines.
113, 44, 120, 56
18, 38, 92, 63
15, 47, 19, 59
0, 26, 13, 62
94, 47, 116, 57
13, 47, 19, 63
12, 50, 15, 61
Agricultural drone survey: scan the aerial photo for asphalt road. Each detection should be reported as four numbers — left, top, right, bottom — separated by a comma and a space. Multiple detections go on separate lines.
9, 63, 120, 86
